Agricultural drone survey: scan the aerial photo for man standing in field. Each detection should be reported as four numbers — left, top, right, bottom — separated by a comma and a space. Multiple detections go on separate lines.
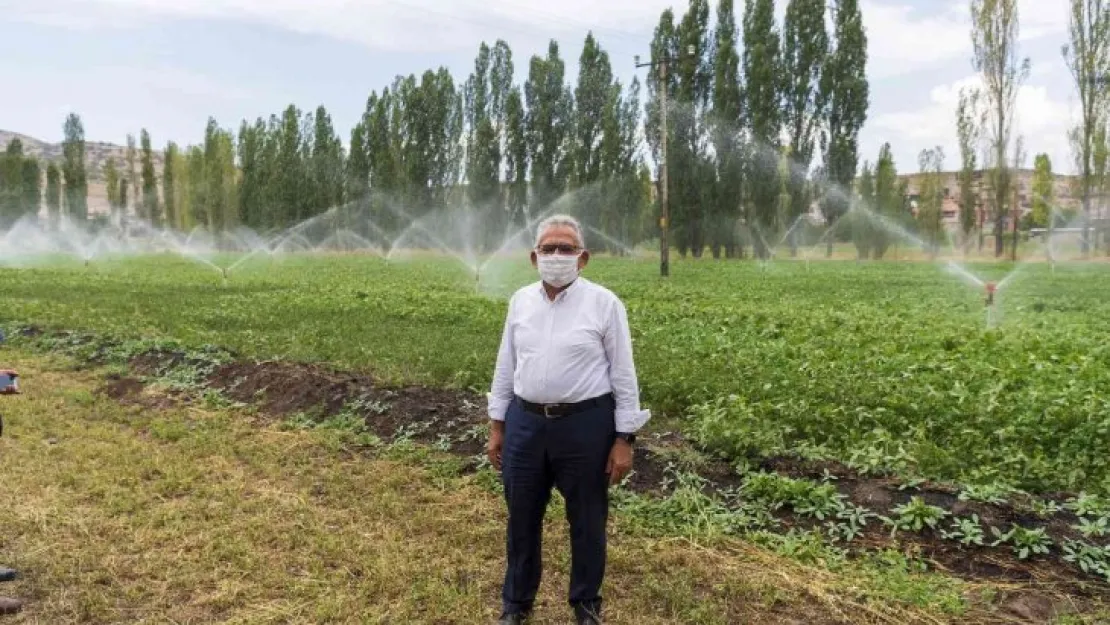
486, 215, 650, 625
0, 368, 23, 616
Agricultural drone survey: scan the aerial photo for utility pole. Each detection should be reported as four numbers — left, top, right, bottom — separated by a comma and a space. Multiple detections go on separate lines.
1011, 186, 1019, 262
636, 45, 696, 278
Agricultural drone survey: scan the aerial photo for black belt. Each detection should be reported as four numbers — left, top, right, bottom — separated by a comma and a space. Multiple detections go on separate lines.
519, 394, 613, 418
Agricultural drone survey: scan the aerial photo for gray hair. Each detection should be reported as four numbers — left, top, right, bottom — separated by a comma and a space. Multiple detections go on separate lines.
534, 214, 585, 249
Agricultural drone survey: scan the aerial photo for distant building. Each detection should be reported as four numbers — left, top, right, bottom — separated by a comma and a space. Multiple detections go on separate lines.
897, 169, 1109, 231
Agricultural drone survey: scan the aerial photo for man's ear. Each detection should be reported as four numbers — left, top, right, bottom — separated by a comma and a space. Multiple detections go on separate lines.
530, 250, 538, 268
578, 250, 590, 269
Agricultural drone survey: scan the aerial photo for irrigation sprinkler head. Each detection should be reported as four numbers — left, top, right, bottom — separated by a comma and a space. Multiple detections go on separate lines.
985, 282, 997, 306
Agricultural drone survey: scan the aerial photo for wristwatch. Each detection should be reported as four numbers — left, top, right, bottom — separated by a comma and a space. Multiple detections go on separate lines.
615, 432, 637, 445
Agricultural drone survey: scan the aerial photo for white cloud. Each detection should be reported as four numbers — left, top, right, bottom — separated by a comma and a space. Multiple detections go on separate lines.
97, 65, 255, 101
862, 1, 968, 79
1019, 0, 1070, 41
6, 0, 1073, 72
871, 74, 1077, 173
3, 0, 671, 52
862, 0, 1070, 79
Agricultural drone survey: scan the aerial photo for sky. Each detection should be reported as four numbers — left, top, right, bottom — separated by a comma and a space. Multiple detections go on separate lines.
0, 0, 1081, 174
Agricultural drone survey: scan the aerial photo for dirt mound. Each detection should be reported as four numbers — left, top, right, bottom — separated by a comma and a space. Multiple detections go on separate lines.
100, 373, 188, 410
210, 361, 488, 457
102, 375, 146, 400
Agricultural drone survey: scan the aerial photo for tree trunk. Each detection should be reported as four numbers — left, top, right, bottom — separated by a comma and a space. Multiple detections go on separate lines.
994, 214, 1005, 257
1082, 191, 1091, 257
978, 206, 985, 252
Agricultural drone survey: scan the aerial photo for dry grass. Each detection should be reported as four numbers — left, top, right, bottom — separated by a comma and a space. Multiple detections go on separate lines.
0, 350, 1038, 624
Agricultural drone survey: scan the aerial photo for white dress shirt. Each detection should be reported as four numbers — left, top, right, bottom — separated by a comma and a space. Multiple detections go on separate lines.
487, 277, 651, 434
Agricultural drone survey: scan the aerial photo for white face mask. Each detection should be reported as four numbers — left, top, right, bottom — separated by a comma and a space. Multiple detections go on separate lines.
536, 253, 581, 288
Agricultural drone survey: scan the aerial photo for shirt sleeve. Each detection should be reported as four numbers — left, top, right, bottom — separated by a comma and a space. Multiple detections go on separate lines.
487, 295, 516, 421
603, 296, 650, 433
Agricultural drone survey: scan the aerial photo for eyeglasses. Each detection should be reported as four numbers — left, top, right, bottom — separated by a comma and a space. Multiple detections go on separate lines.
536, 244, 580, 255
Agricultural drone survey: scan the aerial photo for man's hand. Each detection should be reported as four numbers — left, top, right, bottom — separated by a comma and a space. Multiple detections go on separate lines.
0, 370, 18, 395
487, 420, 505, 472
606, 439, 633, 486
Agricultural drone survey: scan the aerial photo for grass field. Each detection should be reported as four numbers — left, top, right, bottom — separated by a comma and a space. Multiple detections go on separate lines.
3, 254, 1110, 622
0, 349, 994, 624
2, 254, 1109, 494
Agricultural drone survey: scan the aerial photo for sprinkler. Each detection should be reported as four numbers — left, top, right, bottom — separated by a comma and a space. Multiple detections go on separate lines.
984, 282, 996, 307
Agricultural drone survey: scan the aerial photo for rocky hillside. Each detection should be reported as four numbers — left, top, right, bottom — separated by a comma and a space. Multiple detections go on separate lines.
0, 130, 164, 184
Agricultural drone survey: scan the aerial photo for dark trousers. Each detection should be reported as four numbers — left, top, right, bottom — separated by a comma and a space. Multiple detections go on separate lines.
501, 396, 615, 615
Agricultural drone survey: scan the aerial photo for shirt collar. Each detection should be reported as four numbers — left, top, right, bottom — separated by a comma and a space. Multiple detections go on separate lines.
538, 276, 584, 302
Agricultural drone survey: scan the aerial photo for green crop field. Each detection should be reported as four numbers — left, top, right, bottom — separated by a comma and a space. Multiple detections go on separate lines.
2, 255, 1109, 495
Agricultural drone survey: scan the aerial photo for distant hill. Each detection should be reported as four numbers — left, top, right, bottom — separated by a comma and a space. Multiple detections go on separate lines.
0, 130, 167, 216
0, 129, 164, 184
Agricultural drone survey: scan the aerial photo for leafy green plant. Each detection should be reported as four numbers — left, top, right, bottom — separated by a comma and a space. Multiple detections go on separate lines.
957, 483, 1014, 505
614, 471, 756, 538
897, 476, 927, 491
1029, 498, 1063, 519
739, 471, 798, 510
792, 482, 846, 521
1065, 493, 1110, 518
740, 472, 847, 521
1075, 516, 1110, 539
940, 515, 985, 546
825, 504, 878, 543
750, 529, 847, 568
845, 434, 916, 477
888, 497, 949, 534
1061, 539, 1110, 581
991, 525, 1053, 560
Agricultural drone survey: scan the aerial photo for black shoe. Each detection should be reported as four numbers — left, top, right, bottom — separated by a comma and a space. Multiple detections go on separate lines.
496, 611, 531, 624
0, 569, 16, 583
573, 603, 602, 624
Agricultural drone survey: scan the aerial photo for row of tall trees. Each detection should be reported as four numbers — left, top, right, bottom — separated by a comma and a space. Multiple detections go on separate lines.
0, 139, 42, 223
957, 0, 1110, 257
344, 37, 650, 252
47, 36, 653, 250
645, 0, 868, 259
0, 118, 85, 226
29, 0, 863, 258
853, 143, 907, 259
1, 115, 92, 227
1063, 0, 1110, 254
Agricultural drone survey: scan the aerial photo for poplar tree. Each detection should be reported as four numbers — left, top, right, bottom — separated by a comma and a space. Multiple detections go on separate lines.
62, 113, 88, 220
819, 0, 869, 257
742, 0, 781, 257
